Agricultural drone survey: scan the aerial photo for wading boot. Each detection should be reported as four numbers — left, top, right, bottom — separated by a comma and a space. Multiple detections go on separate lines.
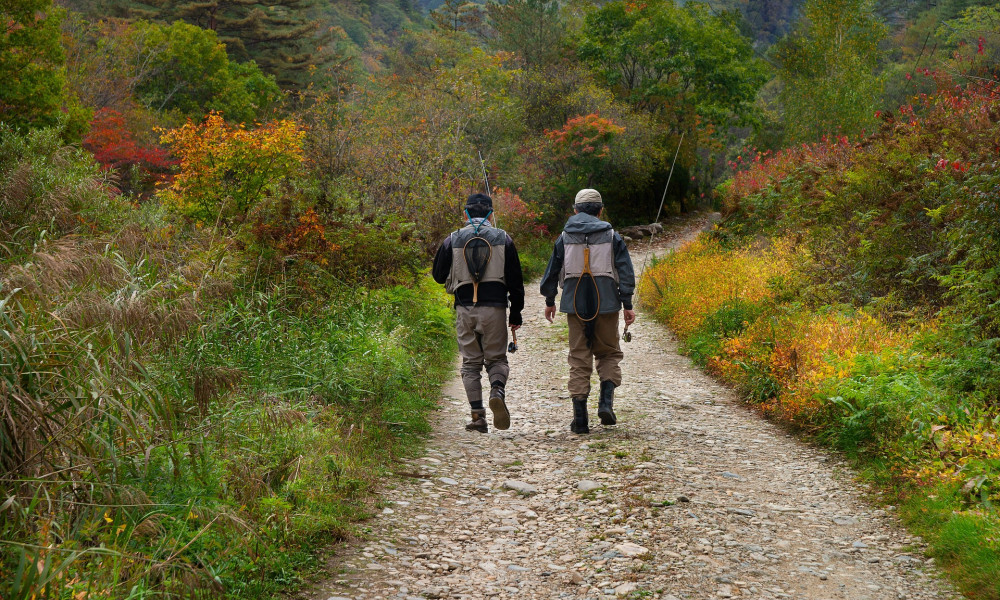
598, 380, 617, 426
489, 383, 511, 430
466, 408, 488, 433
570, 396, 590, 434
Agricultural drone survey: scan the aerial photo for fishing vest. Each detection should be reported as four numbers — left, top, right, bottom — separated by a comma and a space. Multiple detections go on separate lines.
559, 229, 619, 287
445, 224, 508, 294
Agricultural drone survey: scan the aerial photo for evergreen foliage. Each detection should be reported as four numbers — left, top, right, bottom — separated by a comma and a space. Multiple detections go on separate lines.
122, 0, 328, 89
486, 0, 564, 67
131, 20, 281, 120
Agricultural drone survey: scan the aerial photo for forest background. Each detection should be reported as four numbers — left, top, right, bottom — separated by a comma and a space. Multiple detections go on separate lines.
1, 0, 999, 597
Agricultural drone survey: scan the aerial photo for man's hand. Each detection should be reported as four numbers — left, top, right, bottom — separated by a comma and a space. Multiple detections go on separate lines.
545, 306, 556, 323
510, 324, 521, 331
623, 309, 636, 326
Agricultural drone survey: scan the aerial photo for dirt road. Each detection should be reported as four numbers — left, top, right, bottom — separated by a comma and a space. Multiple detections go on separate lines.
310, 220, 957, 600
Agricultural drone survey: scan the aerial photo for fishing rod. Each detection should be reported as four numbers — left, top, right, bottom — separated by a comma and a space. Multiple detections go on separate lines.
624, 131, 686, 343
478, 150, 498, 229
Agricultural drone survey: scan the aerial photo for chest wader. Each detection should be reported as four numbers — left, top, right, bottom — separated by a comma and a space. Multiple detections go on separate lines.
572, 238, 602, 347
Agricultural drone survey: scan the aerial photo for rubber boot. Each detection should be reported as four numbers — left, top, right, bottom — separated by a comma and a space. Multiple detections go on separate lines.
466, 408, 487, 433
489, 383, 510, 430
570, 396, 590, 434
598, 380, 617, 426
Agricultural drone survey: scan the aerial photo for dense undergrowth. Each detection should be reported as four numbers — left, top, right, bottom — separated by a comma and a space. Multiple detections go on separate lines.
641, 77, 1000, 597
0, 126, 455, 597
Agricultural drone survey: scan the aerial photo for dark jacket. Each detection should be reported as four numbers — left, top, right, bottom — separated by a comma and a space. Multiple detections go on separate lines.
432, 224, 525, 326
539, 212, 635, 314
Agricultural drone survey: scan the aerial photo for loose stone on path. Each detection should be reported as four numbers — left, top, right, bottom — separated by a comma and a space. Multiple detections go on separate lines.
502, 480, 538, 495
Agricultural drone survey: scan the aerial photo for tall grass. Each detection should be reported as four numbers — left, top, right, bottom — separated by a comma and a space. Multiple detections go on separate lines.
0, 126, 457, 598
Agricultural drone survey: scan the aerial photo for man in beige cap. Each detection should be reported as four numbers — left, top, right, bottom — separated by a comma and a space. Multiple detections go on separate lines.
539, 189, 636, 434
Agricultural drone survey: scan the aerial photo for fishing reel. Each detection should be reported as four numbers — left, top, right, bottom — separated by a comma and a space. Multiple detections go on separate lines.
622, 325, 632, 343
508, 327, 518, 353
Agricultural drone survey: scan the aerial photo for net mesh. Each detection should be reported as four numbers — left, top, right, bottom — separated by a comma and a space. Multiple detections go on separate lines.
573, 273, 600, 322
463, 237, 492, 303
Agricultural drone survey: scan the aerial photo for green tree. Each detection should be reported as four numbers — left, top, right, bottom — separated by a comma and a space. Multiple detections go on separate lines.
773, 0, 887, 143
486, 0, 565, 67
0, 0, 86, 133
936, 5, 1000, 82
131, 20, 281, 122
576, 0, 768, 131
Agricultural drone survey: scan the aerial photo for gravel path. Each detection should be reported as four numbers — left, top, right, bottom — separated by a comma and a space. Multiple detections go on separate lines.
309, 220, 959, 600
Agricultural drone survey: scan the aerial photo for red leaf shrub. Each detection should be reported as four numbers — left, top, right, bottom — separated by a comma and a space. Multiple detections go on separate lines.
82, 108, 174, 195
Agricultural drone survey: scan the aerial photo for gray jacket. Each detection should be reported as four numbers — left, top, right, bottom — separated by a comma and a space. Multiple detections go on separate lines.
539, 213, 635, 314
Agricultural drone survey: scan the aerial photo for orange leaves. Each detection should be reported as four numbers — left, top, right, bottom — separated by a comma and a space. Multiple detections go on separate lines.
734, 310, 909, 420
159, 113, 305, 224
639, 237, 795, 337
545, 113, 624, 162
284, 208, 339, 262
254, 208, 339, 267
641, 236, 909, 422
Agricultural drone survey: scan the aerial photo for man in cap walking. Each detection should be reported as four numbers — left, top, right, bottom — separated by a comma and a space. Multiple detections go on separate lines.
433, 193, 525, 433
539, 189, 635, 434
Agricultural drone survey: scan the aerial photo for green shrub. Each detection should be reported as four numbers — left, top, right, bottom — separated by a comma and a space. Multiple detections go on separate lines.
683, 298, 769, 366
0, 125, 130, 256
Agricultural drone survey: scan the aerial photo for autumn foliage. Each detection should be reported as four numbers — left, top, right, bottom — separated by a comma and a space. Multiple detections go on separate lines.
159, 113, 305, 224
544, 113, 624, 184
82, 108, 174, 193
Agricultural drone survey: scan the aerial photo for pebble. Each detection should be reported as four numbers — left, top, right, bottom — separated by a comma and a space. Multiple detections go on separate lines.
614, 542, 649, 557
310, 223, 960, 600
503, 480, 539, 495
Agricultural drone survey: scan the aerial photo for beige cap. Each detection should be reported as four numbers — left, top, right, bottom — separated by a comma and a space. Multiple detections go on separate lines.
574, 188, 603, 204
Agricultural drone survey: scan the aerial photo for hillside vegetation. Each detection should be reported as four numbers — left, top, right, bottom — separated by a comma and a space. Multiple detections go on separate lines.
0, 122, 458, 597
641, 75, 1000, 596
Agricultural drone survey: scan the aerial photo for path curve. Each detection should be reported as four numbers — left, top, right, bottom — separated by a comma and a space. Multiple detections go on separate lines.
308, 218, 958, 600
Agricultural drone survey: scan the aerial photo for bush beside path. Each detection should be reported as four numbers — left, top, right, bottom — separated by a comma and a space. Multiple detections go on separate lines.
304, 221, 957, 600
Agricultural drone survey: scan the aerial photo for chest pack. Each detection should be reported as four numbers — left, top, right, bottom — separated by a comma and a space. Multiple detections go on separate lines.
445, 224, 508, 300
559, 229, 619, 288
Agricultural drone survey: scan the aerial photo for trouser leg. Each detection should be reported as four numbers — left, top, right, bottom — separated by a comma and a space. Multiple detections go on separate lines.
456, 307, 485, 406
567, 314, 594, 397
479, 306, 510, 387
592, 312, 624, 387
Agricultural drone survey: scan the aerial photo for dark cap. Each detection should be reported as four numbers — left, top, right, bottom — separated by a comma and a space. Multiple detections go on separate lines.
465, 193, 493, 209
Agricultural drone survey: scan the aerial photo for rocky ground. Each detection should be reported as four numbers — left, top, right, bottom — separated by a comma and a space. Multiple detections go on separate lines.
306, 217, 959, 600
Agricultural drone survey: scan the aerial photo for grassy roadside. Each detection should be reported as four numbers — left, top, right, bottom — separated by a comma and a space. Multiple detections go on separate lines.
0, 126, 458, 598
1, 271, 457, 599
639, 238, 1000, 598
